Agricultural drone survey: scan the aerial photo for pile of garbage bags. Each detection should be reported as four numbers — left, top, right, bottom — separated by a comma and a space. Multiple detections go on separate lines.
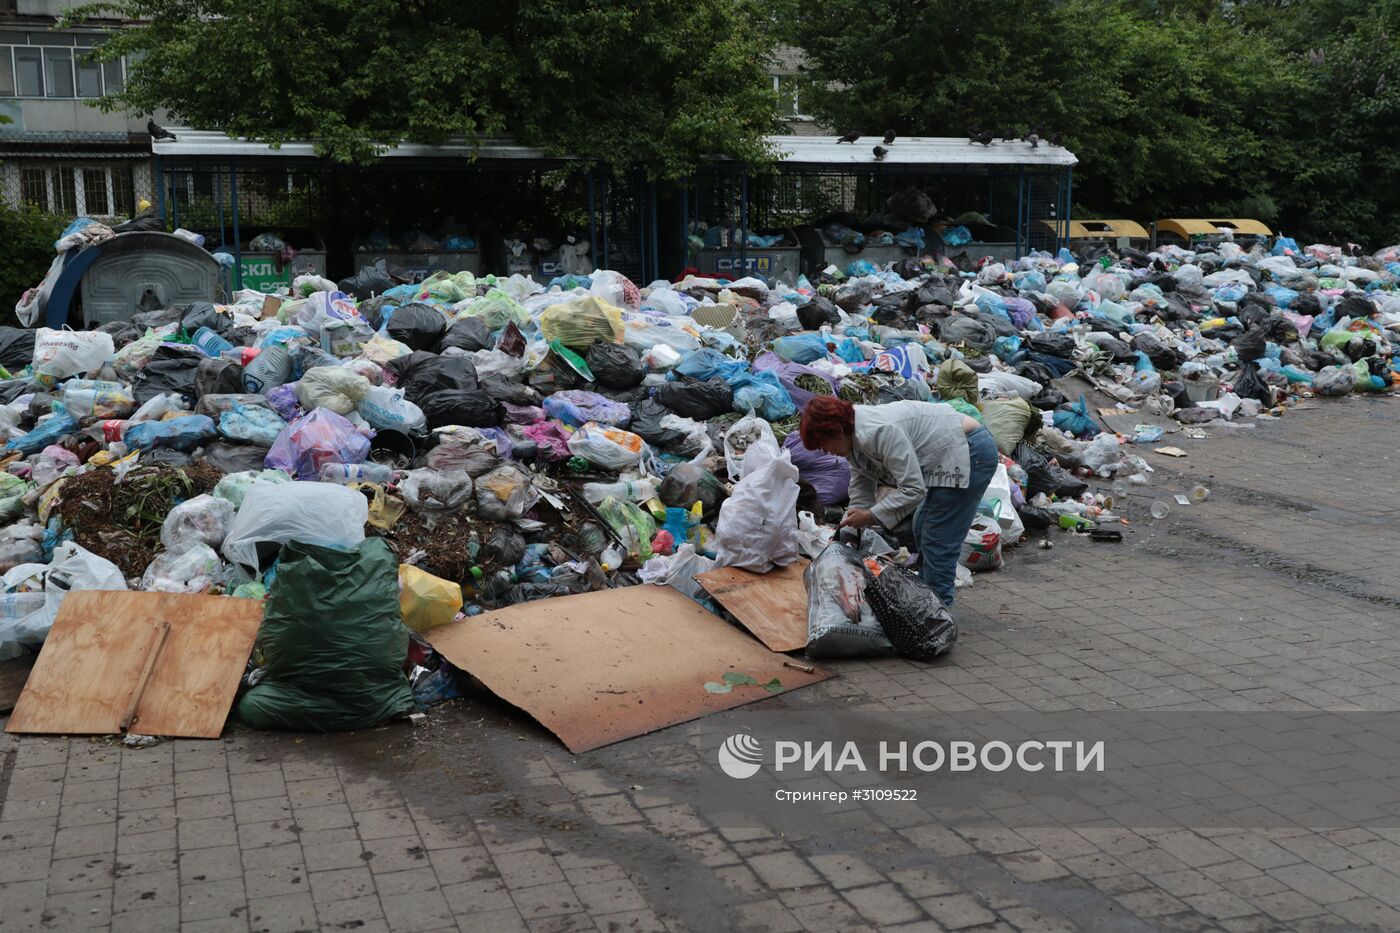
2, 233, 1396, 716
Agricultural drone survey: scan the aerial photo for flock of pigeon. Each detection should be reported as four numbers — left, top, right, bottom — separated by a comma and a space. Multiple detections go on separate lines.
836, 127, 1064, 160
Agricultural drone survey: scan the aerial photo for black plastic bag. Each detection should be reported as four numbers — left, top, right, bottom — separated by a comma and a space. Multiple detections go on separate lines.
1027, 333, 1075, 357
389, 353, 479, 405
338, 260, 394, 300
1017, 504, 1056, 532
201, 440, 269, 473
386, 303, 448, 351
358, 296, 392, 331
420, 389, 503, 429
96, 321, 141, 348
1231, 363, 1271, 403
658, 462, 728, 519
586, 341, 645, 389
1089, 335, 1134, 361
629, 398, 693, 451
133, 345, 202, 406
483, 526, 526, 566
1028, 388, 1067, 410
178, 302, 231, 335
1013, 441, 1088, 499
1334, 295, 1373, 320
797, 295, 840, 331
479, 375, 540, 407
195, 357, 243, 398
1131, 333, 1179, 370
439, 317, 491, 353
1290, 293, 1323, 319
865, 565, 957, 661
655, 377, 733, 420
1231, 328, 1267, 363
0, 327, 36, 370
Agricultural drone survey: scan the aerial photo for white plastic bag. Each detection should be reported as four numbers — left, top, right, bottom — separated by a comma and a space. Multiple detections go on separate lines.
978, 370, 1041, 400
566, 423, 648, 471
31, 328, 115, 384
357, 385, 427, 433
981, 465, 1025, 543
959, 518, 1003, 572
804, 543, 891, 659
723, 412, 777, 481
639, 544, 715, 602
712, 436, 800, 573
1081, 434, 1122, 474
295, 366, 371, 415
401, 468, 475, 514
0, 542, 128, 650
795, 511, 835, 559
141, 544, 225, 593
222, 482, 367, 571
160, 494, 237, 555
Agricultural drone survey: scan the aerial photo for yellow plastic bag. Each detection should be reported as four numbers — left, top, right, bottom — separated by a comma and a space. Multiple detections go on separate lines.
399, 564, 463, 632
538, 296, 625, 350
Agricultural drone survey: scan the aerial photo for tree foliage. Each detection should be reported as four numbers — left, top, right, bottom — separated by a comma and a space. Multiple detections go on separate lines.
792, 0, 1400, 248
64, 0, 783, 178
0, 206, 65, 323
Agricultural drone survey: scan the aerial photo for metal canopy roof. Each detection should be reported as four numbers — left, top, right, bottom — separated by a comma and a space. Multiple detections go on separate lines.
154, 129, 1077, 169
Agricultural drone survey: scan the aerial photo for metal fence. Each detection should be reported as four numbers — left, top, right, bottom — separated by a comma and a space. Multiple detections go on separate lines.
0, 156, 155, 223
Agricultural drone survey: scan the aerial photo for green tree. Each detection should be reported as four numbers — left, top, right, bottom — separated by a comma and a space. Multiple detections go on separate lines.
63, 0, 783, 179
0, 205, 65, 325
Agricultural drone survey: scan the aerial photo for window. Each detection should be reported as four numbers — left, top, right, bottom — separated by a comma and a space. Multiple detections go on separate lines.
52, 168, 76, 215
773, 75, 808, 119
2, 39, 124, 98
14, 47, 42, 97
20, 168, 46, 209
102, 58, 123, 94
43, 47, 73, 98
83, 168, 109, 214
76, 52, 102, 98
111, 166, 133, 216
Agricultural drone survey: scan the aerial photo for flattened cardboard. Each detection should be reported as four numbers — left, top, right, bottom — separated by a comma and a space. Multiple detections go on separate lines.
424, 586, 830, 753
696, 561, 809, 652
7, 591, 263, 738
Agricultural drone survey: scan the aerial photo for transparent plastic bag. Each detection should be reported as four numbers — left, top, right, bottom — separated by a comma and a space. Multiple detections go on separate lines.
219, 405, 286, 447
141, 544, 225, 594
475, 464, 536, 521
160, 494, 237, 555
295, 366, 372, 415
222, 482, 367, 571
400, 468, 475, 514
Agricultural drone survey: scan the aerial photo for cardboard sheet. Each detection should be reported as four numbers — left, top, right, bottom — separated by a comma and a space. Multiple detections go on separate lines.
7, 591, 263, 738
695, 561, 809, 652
425, 586, 831, 753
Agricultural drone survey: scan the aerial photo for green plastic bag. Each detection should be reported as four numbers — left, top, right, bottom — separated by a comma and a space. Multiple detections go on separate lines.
236, 538, 416, 732
936, 358, 979, 405
980, 398, 1039, 456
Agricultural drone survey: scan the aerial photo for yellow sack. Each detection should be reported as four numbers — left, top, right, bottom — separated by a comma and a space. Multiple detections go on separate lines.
398, 564, 463, 632
538, 296, 625, 350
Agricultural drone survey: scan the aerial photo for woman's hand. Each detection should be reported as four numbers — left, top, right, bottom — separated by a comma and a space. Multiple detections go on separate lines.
840, 507, 877, 529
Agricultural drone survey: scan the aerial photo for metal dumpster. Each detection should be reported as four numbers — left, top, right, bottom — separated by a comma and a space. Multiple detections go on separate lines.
79, 232, 223, 327
354, 231, 482, 283
495, 234, 591, 282
237, 227, 328, 293
797, 226, 927, 276
693, 228, 802, 284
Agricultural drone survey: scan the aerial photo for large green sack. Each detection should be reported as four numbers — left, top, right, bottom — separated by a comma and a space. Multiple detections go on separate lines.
237, 538, 416, 732
980, 398, 1040, 456
936, 358, 979, 405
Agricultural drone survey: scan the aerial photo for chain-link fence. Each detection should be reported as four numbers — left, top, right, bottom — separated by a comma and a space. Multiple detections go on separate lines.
0, 156, 155, 222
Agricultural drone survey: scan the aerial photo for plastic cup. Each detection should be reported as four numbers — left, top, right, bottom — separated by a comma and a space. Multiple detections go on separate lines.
1190, 484, 1210, 502
1150, 500, 1170, 519
1112, 479, 1129, 498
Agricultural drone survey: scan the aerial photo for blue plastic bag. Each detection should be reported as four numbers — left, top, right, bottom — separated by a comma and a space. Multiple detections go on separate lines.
845, 259, 879, 278
834, 338, 865, 364
993, 335, 1023, 362
1271, 237, 1299, 256
220, 406, 287, 447
1052, 396, 1101, 438
772, 334, 830, 365
944, 226, 972, 247
1133, 351, 1156, 373
5, 410, 79, 456
1013, 270, 1047, 293
673, 348, 749, 382
895, 227, 926, 250
125, 415, 217, 453
1265, 284, 1299, 309
729, 371, 796, 420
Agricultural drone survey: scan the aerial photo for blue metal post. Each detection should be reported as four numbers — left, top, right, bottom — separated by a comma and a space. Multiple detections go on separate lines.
1015, 171, 1025, 256
216, 170, 225, 250
230, 158, 243, 291
680, 181, 690, 274
1063, 167, 1074, 254
739, 173, 749, 272
600, 173, 610, 271
170, 170, 180, 229
648, 179, 658, 283
153, 152, 166, 225
587, 171, 597, 271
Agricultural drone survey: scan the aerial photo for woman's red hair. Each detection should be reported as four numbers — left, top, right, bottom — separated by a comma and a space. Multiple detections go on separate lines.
799, 396, 855, 449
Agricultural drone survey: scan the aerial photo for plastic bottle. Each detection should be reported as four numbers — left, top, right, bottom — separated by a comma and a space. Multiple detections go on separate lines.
318, 462, 395, 485
193, 326, 235, 358
599, 545, 625, 572
582, 478, 658, 504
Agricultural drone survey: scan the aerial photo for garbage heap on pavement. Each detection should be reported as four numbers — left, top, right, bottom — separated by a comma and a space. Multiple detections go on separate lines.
1, 235, 1397, 726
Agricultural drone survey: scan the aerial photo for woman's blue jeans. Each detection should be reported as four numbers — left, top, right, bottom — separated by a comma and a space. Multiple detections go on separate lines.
911, 427, 999, 608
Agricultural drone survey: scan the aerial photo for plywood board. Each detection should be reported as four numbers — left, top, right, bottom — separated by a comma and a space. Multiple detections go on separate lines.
7, 591, 263, 738
424, 586, 831, 753
0, 655, 35, 714
695, 560, 809, 652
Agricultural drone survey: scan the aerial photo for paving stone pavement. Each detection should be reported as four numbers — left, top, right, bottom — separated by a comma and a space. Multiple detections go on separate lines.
2, 396, 1399, 932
